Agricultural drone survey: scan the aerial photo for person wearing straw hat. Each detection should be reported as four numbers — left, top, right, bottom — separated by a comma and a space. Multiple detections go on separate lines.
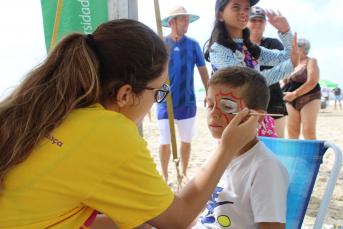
158, 6, 210, 185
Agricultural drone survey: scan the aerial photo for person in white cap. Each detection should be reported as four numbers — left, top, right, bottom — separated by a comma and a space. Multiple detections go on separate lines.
158, 6, 209, 184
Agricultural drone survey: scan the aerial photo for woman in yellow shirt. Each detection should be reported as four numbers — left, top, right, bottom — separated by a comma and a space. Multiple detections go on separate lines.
0, 19, 259, 229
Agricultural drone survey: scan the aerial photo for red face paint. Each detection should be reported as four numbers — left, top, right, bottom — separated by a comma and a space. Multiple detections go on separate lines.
214, 90, 244, 125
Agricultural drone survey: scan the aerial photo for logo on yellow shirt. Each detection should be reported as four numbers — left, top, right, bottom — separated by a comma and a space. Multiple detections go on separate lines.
45, 134, 63, 147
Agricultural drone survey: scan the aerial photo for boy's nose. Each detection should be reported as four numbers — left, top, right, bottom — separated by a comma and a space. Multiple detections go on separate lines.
209, 107, 221, 118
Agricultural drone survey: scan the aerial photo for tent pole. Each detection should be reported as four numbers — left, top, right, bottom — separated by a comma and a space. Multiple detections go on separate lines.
153, 0, 182, 192
51, 0, 64, 48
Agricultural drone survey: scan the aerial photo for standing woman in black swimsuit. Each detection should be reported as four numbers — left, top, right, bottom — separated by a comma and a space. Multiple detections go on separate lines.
281, 39, 321, 140
247, 6, 288, 138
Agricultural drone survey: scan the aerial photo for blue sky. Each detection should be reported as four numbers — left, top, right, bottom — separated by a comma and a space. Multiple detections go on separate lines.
0, 0, 342, 99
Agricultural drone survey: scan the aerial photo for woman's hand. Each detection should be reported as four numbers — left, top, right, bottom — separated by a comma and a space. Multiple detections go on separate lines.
220, 108, 260, 153
265, 10, 290, 34
290, 32, 300, 68
283, 91, 297, 102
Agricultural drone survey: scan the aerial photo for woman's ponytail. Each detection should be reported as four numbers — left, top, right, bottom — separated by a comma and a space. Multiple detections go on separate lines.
0, 19, 169, 194
0, 33, 101, 194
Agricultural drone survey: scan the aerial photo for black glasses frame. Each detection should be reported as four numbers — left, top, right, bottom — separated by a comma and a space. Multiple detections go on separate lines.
142, 84, 170, 103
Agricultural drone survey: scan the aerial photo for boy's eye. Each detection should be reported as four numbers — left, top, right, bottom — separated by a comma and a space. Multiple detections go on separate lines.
219, 99, 237, 114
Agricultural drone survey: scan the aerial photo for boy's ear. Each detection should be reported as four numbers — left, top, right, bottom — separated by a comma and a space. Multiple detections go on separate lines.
115, 85, 132, 108
255, 110, 266, 123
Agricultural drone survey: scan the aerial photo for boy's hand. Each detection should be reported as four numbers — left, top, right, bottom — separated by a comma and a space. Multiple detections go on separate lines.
265, 10, 290, 34
219, 108, 259, 153
290, 32, 300, 68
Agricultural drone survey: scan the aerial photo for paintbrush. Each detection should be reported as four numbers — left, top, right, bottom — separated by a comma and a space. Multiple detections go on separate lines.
232, 113, 284, 117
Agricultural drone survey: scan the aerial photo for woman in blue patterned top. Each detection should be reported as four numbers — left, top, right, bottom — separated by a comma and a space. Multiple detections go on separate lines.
205, 0, 300, 138
206, 0, 300, 86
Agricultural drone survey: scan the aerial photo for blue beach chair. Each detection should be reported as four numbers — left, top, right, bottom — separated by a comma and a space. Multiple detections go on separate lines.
258, 137, 342, 229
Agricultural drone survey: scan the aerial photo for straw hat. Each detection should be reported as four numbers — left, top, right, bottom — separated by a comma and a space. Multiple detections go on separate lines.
161, 6, 200, 28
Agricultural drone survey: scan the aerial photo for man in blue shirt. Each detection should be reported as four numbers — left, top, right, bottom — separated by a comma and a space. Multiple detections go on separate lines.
159, 6, 209, 184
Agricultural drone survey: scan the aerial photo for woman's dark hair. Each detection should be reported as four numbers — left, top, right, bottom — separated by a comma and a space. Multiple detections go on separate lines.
204, 0, 261, 62
0, 19, 168, 194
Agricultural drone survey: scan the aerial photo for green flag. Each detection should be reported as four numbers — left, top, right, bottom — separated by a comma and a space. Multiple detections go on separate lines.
40, 0, 108, 51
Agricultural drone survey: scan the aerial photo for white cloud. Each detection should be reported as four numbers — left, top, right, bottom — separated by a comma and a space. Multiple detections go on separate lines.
322, 0, 343, 27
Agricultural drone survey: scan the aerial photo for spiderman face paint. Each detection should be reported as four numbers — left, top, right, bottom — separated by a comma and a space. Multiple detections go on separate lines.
207, 85, 245, 139
219, 98, 238, 114
213, 90, 244, 125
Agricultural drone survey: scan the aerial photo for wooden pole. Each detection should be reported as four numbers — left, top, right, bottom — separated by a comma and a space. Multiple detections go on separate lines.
153, 0, 182, 192
51, 0, 64, 48
107, 0, 143, 137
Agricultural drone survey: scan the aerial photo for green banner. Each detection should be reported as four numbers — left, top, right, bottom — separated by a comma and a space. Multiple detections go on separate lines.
40, 0, 108, 51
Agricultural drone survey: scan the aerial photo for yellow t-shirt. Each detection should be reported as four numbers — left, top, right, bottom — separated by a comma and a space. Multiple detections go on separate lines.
0, 104, 174, 229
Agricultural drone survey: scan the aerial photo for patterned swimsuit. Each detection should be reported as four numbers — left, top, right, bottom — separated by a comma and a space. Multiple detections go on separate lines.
282, 59, 321, 110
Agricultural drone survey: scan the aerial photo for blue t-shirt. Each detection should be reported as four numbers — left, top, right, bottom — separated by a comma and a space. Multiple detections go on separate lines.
160, 35, 205, 108
157, 35, 205, 120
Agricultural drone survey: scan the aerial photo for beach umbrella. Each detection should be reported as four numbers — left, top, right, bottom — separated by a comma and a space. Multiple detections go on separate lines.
196, 86, 205, 92
318, 79, 337, 87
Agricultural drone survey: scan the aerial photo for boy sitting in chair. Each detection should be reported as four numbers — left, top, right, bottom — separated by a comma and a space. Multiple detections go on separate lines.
190, 66, 289, 229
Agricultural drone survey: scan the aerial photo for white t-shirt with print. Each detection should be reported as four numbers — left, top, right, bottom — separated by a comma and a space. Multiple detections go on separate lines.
192, 141, 289, 229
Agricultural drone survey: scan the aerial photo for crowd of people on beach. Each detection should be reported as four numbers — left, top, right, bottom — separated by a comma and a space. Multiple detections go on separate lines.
0, 0, 340, 228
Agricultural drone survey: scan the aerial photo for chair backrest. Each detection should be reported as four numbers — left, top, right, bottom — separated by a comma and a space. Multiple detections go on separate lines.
258, 137, 342, 229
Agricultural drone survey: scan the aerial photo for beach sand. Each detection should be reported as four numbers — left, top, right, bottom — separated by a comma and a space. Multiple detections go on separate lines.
143, 104, 343, 228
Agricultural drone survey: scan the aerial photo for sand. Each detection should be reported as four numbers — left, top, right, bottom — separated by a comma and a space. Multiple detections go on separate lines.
142, 103, 343, 228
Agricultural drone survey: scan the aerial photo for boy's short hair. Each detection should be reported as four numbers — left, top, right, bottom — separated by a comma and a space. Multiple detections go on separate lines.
208, 66, 270, 110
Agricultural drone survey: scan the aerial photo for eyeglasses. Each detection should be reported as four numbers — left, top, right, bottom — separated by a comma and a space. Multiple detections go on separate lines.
141, 84, 170, 103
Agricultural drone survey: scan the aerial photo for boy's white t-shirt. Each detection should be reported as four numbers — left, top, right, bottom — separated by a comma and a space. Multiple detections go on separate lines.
193, 141, 289, 229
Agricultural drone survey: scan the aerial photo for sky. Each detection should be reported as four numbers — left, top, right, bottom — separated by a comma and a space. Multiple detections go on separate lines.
0, 0, 342, 99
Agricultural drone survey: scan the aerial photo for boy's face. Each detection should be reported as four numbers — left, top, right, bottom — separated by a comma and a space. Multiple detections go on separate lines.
207, 84, 246, 139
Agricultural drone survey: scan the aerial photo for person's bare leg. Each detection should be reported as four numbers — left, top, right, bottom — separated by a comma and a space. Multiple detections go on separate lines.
285, 103, 301, 139
339, 100, 342, 109
334, 100, 337, 109
300, 99, 321, 140
159, 144, 171, 183
180, 141, 191, 184
274, 117, 286, 138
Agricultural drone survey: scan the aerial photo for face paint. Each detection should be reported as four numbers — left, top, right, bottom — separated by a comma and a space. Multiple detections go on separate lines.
219, 98, 237, 114
214, 91, 244, 125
